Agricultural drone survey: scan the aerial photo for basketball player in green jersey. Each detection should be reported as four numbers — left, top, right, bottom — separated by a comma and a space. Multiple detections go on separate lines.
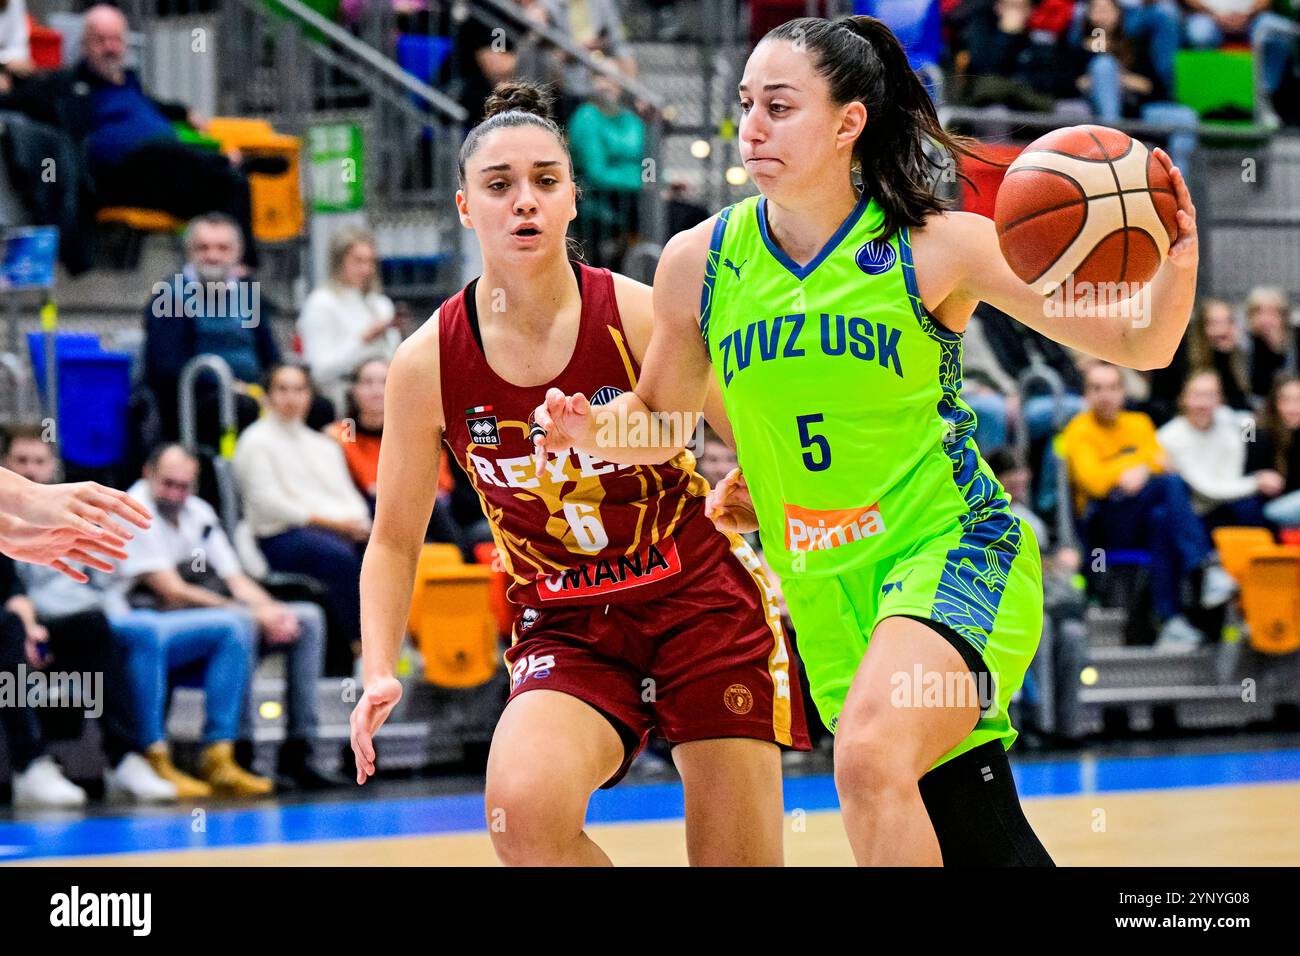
532, 15, 1199, 865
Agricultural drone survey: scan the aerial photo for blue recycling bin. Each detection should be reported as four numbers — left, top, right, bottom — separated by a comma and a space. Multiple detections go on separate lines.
26, 332, 133, 468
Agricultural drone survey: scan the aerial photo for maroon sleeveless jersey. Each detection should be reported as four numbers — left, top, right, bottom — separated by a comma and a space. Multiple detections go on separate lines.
439, 262, 725, 608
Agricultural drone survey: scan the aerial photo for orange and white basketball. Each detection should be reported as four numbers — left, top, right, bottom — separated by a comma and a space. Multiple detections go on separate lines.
993, 125, 1178, 294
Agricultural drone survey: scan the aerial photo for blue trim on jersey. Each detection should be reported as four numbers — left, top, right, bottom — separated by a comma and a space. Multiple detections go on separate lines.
898, 225, 960, 343
918, 254, 1020, 654
756, 189, 870, 282
700, 205, 734, 349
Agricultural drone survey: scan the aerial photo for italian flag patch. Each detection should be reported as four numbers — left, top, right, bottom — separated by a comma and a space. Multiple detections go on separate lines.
464, 405, 493, 415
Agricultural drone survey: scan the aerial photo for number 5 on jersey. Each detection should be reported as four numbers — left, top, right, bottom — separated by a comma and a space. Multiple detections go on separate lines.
797, 413, 831, 472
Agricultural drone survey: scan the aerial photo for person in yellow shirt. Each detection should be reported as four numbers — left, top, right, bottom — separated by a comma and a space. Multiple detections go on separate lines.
1060, 363, 1232, 650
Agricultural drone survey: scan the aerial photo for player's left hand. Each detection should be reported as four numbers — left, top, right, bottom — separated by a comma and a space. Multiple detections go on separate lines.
706, 466, 759, 535
1152, 147, 1197, 271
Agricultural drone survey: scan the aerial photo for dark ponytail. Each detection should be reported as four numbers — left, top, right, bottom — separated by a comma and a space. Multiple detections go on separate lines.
457, 80, 572, 186
764, 15, 988, 241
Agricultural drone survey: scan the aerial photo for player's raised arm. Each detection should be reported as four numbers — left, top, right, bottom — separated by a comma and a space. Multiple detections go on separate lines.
935, 147, 1197, 372
532, 219, 718, 472
352, 317, 445, 784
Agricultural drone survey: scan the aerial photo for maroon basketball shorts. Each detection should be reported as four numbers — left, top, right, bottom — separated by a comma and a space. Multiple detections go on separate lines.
503, 535, 812, 787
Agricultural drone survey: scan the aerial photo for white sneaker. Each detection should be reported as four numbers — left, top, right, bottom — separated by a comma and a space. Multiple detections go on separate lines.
105, 752, 179, 804
12, 756, 89, 809
1155, 615, 1205, 653
1201, 564, 1239, 609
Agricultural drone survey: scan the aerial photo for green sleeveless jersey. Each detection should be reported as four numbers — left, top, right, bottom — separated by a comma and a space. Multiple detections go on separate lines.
701, 191, 1013, 579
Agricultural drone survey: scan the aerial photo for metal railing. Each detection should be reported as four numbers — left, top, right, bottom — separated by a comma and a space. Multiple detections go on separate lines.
179, 354, 241, 535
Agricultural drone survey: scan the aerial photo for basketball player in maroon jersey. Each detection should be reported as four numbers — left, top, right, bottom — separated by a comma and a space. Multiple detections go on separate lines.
350, 82, 810, 866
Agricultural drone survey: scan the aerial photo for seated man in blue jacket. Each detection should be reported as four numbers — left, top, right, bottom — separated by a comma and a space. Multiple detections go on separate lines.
0, 4, 263, 265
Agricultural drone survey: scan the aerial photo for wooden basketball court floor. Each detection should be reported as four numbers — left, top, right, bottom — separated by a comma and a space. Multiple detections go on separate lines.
3, 746, 1298, 866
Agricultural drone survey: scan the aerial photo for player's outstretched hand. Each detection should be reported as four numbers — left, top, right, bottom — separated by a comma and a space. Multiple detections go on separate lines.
0, 516, 130, 583
706, 467, 759, 535
350, 675, 403, 785
531, 387, 596, 476
1152, 147, 1197, 271
15, 478, 152, 540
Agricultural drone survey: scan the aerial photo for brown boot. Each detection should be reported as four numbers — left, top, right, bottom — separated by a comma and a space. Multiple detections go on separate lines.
145, 742, 213, 799
199, 741, 275, 797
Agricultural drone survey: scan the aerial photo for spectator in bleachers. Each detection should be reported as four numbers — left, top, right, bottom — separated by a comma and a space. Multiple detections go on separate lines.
1245, 286, 1296, 401
568, 69, 646, 268
0, 0, 35, 92
1064, 0, 1198, 171
1182, 0, 1298, 118
1250, 373, 1300, 527
1187, 297, 1253, 410
234, 363, 370, 666
298, 227, 401, 414
143, 212, 280, 445
1156, 369, 1282, 532
543, 0, 636, 118
116, 443, 338, 791
0, 5, 263, 265
1064, 0, 1183, 97
107, 444, 271, 797
326, 358, 465, 551
0, 427, 181, 808
1061, 362, 1234, 649
957, 0, 1062, 111
448, 2, 524, 124
0, 0, 93, 273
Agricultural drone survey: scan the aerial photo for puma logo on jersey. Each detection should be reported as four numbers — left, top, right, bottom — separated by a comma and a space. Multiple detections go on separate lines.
785, 501, 886, 553
881, 571, 911, 595
719, 312, 903, 386
723, 257, 746, 280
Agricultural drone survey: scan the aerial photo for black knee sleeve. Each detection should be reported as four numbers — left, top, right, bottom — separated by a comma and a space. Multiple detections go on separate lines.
918, 740, 1055, 867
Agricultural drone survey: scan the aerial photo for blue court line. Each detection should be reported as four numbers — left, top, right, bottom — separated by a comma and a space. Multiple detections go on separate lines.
3, 748, 1299, 861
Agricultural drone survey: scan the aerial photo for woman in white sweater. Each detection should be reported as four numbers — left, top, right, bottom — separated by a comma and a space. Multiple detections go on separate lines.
233, 363, 372, 661
297, 227, 402, 414
1156, 370, 1284, 534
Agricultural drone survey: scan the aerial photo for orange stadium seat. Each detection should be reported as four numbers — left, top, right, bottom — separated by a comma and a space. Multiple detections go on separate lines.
407, 544, 499, 688
205, 117, 304, 243
1212, 526, 1277, 583
95, 206, 184, 232
1238, 546, 1300, 655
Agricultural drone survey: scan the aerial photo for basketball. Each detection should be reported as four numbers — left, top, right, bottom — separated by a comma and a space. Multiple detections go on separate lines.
994, 125, 1179, 294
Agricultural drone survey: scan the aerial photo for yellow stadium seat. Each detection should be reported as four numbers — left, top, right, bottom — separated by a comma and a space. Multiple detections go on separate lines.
406, 545, 498, 688
1240, 547, 1300, 655
1211, 527, 1276, 583
206, 117, 304, 243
